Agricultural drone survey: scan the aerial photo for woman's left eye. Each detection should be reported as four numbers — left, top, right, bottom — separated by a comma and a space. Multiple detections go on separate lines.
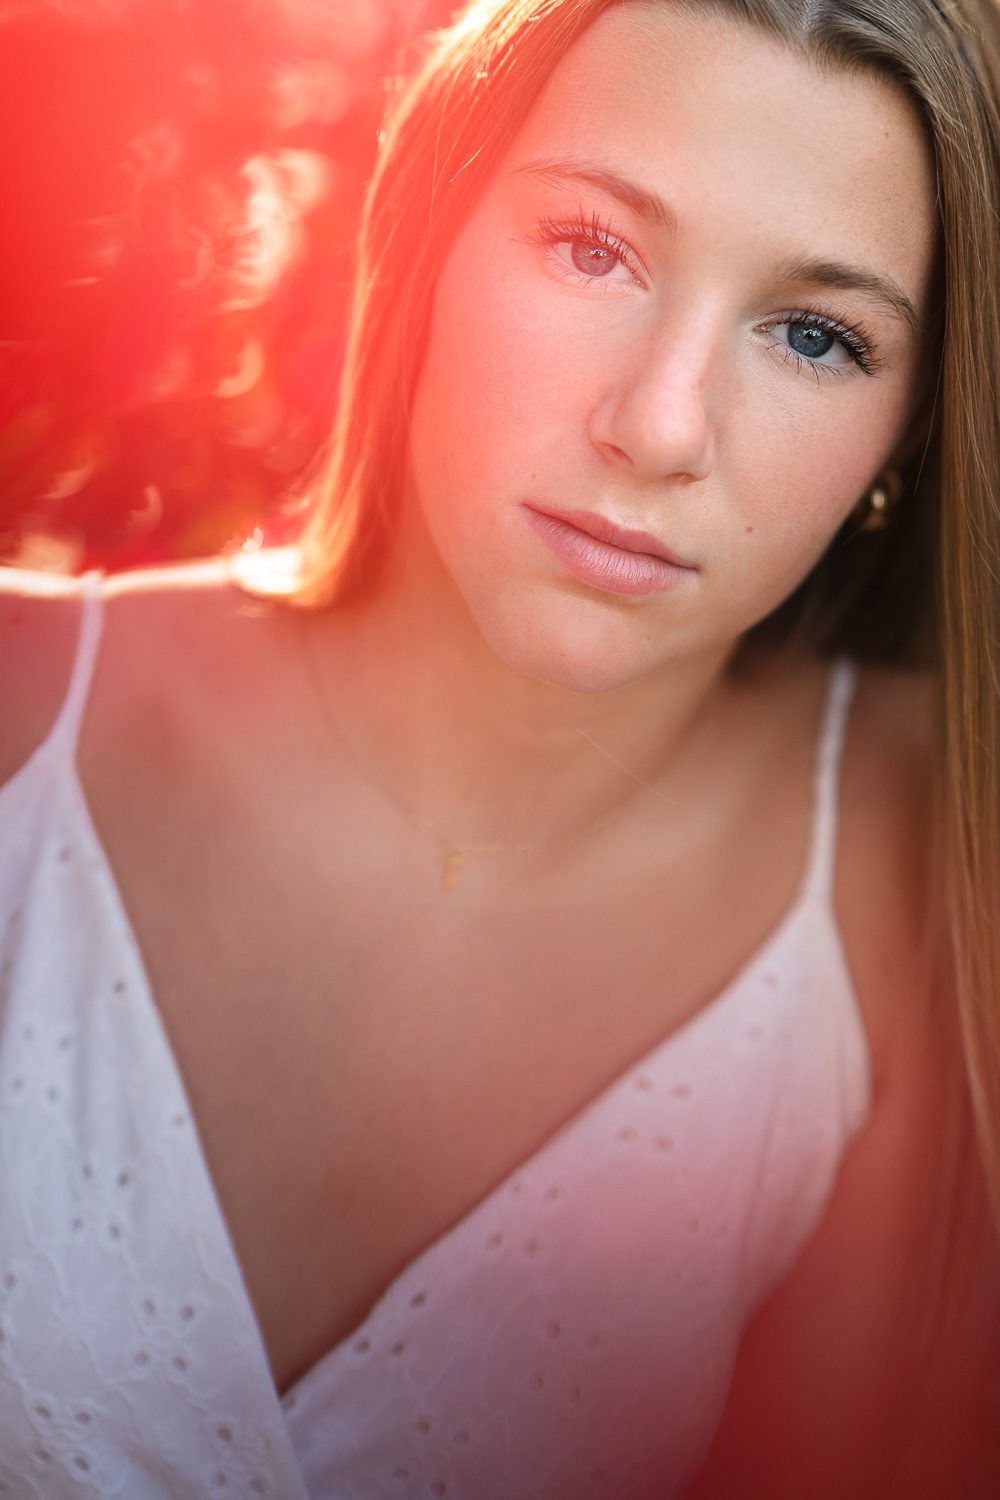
761, 313, 880, 379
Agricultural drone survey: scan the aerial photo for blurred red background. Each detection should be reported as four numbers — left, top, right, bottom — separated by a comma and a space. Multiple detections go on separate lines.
0, 0, 448, 573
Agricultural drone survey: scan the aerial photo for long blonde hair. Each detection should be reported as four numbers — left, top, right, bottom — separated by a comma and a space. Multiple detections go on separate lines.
294, 0, 1000, 1213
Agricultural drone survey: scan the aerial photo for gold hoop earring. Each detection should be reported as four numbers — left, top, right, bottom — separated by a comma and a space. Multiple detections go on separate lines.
854, 468, 903, 532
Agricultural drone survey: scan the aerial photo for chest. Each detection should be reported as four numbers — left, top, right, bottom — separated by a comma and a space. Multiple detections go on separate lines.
0, 829, 852, 1500
80, 762, 812, 1397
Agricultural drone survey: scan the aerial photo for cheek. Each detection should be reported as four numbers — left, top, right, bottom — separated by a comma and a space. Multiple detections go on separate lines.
732, 379, 912, 552
409, 323, 570, 574
409, 303, 513, 504
712, 380, 916, 633
412, 227, 590, 494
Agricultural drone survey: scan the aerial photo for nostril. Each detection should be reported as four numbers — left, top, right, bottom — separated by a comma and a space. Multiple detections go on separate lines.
591, 433, 632, 468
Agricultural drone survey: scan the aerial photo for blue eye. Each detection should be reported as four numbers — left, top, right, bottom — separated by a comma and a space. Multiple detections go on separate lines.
765, 310, 881, 379
787, 321, 836, 359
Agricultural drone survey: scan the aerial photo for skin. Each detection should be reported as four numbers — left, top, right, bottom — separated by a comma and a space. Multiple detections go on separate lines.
402, 3, 934, 689
312, 0, 936, 858
2, 5, 996, 1493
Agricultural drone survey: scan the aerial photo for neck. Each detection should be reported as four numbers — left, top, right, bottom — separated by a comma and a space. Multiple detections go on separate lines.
301, 508, 737, 865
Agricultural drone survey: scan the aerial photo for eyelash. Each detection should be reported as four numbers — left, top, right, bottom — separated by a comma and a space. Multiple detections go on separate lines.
763, 306, 883, 381
528, 209, 646, 285
527, 209, 884, 381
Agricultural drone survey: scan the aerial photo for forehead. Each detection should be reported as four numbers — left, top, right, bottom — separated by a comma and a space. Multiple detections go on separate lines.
501, 2, 937, 306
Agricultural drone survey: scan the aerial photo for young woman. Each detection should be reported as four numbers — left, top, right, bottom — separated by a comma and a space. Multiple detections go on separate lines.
1, 1, 999, 1496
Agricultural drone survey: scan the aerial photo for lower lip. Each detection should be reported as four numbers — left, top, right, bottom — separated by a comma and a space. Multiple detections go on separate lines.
524, 509, 693, 597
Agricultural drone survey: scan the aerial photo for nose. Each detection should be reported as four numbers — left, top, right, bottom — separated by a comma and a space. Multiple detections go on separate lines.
588, 321, 717, 485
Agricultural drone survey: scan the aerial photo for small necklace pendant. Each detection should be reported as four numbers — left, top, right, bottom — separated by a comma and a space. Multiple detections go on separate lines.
442, 847, 466, 892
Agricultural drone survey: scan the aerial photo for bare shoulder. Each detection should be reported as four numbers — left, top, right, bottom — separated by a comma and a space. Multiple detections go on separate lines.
687, 659, 1000, 1497
0, 557, 299, 793
85, 561, 308, 803
837, 659, 941, 1068
0, 566, 101, 789
748, 651, 938, 1057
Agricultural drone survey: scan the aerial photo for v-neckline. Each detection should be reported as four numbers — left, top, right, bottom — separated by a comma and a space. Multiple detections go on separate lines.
46, 732, 840, 1416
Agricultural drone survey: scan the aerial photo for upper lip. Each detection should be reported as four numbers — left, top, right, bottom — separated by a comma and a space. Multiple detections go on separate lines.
526, 504, 695, 569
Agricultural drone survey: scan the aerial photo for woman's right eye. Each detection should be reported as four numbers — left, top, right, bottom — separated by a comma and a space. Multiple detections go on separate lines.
527, 211, 645, 288
560, 237, 630, 280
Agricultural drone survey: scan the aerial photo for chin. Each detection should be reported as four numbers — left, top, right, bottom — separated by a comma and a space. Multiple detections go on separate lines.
467, 589, 687, 697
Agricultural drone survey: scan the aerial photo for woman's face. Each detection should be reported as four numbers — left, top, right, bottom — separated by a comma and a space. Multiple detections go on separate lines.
403, 2, 937, 692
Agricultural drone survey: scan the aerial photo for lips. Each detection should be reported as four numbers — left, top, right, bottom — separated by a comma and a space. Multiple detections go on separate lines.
523, 504, 696, 598
529, 505, 693, 569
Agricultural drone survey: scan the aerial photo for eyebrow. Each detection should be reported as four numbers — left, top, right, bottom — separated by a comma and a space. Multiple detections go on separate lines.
513, 156, 922, 335
773, 254, 922, 336
513, 157, 677, 232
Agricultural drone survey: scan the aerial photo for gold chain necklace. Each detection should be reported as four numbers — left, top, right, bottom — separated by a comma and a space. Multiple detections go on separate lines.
410, 817, 536, 892
298, 615, 674, 893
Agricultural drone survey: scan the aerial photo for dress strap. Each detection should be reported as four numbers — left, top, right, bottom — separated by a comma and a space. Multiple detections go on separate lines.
799, 657, 859, 902
47, 571, 106, 758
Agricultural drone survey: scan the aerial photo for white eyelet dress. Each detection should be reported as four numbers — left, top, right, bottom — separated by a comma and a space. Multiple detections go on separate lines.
0, 580, 871, 1499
